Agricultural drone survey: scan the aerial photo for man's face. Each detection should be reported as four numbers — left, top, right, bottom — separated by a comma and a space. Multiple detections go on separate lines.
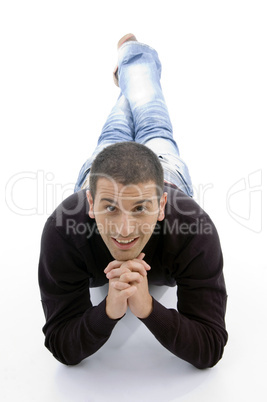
87, 178, 167, 261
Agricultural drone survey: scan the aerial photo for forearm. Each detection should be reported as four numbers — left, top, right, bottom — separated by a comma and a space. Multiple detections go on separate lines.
139, 297, 228, 369
43, 298, 120, 365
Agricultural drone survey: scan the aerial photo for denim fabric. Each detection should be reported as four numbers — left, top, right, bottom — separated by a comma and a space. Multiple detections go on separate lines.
74, 42, 193, 197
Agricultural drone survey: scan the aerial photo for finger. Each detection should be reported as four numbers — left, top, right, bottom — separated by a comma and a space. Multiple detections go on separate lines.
136, 254, 151, 271
138, 259, 151, 271
121, 285, 137, 298
111, 281, 131, 290
105, 257, 151, 277
112, 284, 137, 299
120, 272, 143, 284
120, 260, 150, 277
106, 267, 131, 280
104, 260, 123, 274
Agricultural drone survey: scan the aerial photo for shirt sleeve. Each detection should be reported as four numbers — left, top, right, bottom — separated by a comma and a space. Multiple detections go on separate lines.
38, 217, 120, 365
139, 220, 228, 369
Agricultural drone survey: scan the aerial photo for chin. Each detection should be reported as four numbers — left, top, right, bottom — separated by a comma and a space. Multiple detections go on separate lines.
111, 248, 140, 261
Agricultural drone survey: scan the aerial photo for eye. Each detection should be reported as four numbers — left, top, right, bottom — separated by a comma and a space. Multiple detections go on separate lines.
106, 205, 117, 213
133, 205, 146, 213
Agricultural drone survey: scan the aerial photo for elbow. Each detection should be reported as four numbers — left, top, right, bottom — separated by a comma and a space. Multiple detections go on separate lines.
44, 327, 104, 366
45, 342, 83, 366
193, 330, 228, 370
44, 332, 84, 366
55, 355, 82, 366
194, 352, 223, 370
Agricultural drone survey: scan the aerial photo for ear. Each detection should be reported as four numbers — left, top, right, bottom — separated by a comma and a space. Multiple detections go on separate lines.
157, 192, 167, 221
86, 190, 95, 219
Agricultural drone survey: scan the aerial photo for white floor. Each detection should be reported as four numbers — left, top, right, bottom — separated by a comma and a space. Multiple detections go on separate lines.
1, 1, 266, 401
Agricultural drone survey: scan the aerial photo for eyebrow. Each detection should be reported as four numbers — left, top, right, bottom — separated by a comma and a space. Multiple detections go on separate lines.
100, 198, 153, 205
100, 198, 118, 205
133, 199, 153, 205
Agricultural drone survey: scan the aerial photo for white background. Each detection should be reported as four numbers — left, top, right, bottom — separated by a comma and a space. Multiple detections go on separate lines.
1, 1, 266, 401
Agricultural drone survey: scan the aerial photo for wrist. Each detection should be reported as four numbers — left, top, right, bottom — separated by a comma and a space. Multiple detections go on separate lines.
136, 295, 153, 319
105, 296, 126, 320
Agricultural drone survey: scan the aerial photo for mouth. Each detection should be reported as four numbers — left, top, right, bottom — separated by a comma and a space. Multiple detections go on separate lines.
111, 237, 139, 250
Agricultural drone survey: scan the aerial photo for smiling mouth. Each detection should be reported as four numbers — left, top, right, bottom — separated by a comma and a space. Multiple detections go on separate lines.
112, 237, 139, 249
116, 238, 135, 244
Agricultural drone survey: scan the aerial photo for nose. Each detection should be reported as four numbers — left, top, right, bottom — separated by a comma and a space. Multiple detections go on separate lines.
118, 213, 136, 237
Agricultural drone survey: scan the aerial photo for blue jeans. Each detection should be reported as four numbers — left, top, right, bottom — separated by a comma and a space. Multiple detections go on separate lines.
74, 42, 193, 197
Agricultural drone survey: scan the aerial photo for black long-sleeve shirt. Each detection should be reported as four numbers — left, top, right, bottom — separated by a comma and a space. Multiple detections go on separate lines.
38, 184, 228, 368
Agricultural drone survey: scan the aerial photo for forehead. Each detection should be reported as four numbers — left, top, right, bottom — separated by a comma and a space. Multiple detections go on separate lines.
95, 178, 158, 201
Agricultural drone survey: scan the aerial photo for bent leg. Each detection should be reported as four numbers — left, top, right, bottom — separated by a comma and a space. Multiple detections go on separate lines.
117, 42, 193, 196
117, 42, 176, 148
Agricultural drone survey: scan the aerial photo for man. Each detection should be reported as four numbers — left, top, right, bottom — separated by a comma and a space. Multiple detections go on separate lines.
38, 34, 228, 369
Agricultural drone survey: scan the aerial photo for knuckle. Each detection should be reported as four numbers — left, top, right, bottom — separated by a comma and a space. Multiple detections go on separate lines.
119, 273, 127, 282
123, 273, 131, 282
123, 261, 132, 271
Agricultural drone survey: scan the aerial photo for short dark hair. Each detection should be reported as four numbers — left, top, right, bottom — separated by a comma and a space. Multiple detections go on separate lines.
89, 142, 164, 200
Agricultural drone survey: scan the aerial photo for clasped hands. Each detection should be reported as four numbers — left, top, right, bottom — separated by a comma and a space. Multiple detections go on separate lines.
104, 253, 153, 320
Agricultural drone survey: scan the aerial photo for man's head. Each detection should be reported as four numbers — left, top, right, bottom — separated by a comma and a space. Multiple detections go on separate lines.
87, 142, 167, 261
89, 142, 164, 200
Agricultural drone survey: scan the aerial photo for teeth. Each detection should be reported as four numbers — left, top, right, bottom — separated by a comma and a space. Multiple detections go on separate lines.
116, 239, 135, 244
